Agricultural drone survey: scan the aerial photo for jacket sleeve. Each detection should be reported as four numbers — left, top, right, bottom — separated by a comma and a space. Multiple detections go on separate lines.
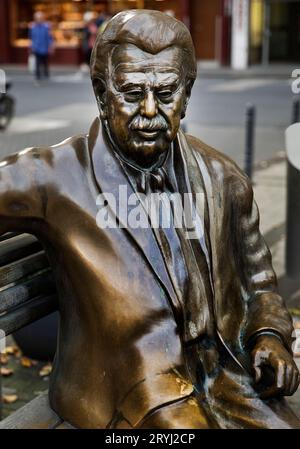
0, 148, 47, 235
233, 174, 294, 352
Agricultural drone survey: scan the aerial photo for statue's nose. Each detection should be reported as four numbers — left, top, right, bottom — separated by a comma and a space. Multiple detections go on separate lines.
140, 91, 157, 118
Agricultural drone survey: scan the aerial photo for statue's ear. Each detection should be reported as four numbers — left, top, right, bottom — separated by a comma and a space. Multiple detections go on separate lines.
93, 77, 108, 120
181, 78, 194, 119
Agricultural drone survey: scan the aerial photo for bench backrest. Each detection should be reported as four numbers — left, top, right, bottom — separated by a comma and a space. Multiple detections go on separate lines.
0, 233, 58, 336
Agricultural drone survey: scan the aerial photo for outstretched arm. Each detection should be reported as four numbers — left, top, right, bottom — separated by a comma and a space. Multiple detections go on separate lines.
0, 148, 46, 235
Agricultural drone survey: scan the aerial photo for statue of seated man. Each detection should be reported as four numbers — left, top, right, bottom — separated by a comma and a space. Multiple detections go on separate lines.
1, 10, 300, 429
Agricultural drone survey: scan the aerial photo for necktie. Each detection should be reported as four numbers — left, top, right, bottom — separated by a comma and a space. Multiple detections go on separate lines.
136, 167, 173, 194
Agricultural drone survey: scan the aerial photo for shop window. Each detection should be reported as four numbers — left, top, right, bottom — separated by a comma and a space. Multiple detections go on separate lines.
10, 0, 183, 50
10, 0, 107, 49
249, 0, 263, 65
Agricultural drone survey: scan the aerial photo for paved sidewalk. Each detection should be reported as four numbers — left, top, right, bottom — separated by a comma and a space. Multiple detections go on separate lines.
253, 157, 300, 304
187, 121, 287, 169
253, 158, 286, 275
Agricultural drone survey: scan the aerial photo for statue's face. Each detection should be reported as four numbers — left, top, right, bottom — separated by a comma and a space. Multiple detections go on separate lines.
101, 44, 190, 167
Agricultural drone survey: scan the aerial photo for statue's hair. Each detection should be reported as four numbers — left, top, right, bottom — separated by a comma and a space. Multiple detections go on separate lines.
90, 9, 197, 89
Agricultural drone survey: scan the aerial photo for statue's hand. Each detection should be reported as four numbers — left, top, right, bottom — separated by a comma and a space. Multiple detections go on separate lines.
251, 335, 300, 399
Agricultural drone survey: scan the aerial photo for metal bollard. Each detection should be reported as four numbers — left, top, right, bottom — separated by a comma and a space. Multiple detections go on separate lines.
292, 99, 300, 124
244, 104, 256, 180
285, 123, 300, 279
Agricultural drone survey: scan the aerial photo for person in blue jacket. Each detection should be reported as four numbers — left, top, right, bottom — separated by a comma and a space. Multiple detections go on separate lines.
29, 11, 53, 81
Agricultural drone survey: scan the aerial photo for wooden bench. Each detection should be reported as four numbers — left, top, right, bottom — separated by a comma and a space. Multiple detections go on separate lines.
0, 233, 74, 429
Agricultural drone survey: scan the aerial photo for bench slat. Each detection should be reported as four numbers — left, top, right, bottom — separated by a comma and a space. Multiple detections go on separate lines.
0, 234, 62, 430
0, 232, 22, 243
0, 392, 62, 429
0, 233, 42, 266
0, 269, 56, 314
0, 251, 50, 288
0, 294, 58, 335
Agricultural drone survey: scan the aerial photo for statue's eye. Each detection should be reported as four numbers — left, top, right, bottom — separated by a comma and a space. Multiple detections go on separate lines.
124, 90, 143, 101
157, 90, 173, 101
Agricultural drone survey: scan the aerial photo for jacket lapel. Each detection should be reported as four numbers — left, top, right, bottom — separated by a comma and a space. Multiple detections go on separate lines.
87, 117, 181, 318
177, 131, 220, 311
176, 130, 214, 280
180, 131, 251, 373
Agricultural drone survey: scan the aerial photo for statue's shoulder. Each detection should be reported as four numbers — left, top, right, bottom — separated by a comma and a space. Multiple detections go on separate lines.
48, 133, 88, 162
11, 133, 88, 167
43, 133, 88, 158
185, 133, 252, 197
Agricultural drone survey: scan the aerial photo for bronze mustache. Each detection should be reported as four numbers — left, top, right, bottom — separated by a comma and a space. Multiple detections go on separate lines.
129, 116, 168, 131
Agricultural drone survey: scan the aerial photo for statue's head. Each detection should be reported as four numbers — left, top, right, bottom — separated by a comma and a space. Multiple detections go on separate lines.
90, 10, 197, 168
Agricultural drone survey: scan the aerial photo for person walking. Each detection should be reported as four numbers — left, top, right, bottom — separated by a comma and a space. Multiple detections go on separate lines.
82, 12, 98, 67
29, 11, 53, 83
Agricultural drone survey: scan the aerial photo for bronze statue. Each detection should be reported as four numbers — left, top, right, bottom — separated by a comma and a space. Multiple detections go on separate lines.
1, 10, 300, 428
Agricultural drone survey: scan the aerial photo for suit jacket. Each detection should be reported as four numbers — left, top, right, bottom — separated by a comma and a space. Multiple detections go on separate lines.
0, 117, 293, 428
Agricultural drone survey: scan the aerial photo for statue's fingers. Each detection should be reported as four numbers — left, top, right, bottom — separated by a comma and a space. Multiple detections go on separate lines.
283, 364, 294, 395
252, 350, 264, 383
253, 364, 262, 383
260, 361, 286, 399
275, 360, 286, 390
288, 368, 300, 396
295, 370, 300, 392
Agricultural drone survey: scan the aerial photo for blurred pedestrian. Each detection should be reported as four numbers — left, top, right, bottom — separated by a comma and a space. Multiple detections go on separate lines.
98, 13, 112, 35
95, 11, 106, 28
82, 12, 98, 66
29, 11, 54, 83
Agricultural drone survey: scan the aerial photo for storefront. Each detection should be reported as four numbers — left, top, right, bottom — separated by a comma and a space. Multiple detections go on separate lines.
0, 0, 230, 65
0, 0, 187, 64
249, 0, 300, 65
4, 0, 106, 65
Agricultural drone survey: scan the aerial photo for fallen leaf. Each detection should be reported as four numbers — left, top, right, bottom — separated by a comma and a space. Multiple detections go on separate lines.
294, 322, 300, 329
2, 394, 18, 404
20, 357, 33, 368
0, 367, 13, 377
4, 346, 16, 355
4, 345, 22, 357
39, 364, 52, 377
0, 353, 9, 365
294, 352, 300, 358
13, 348, 22, 358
